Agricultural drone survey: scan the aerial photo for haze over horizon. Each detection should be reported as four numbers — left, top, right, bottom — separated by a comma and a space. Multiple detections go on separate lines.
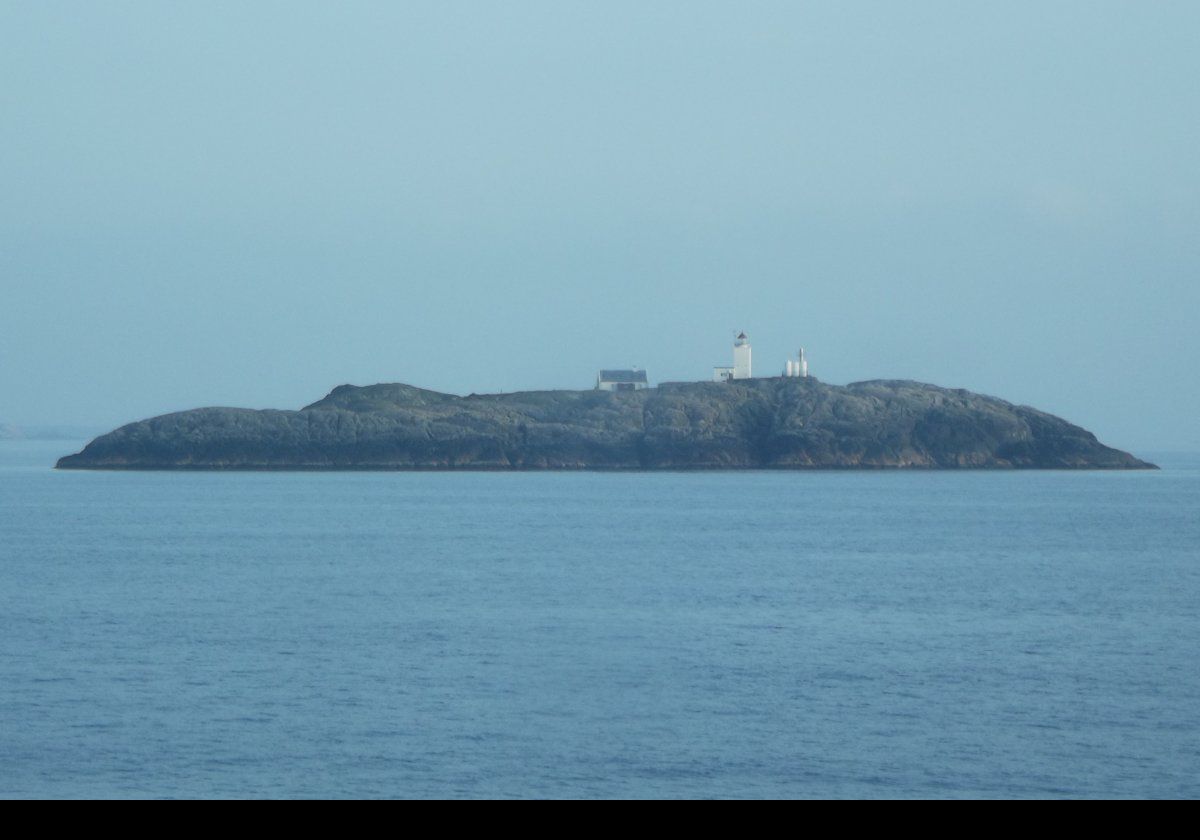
2, 2, 1197, 453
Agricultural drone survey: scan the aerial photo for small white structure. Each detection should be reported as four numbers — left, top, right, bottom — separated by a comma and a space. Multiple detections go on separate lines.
784, 347, 809, 378
714, 332, 752, 382
596, 369, 649, 392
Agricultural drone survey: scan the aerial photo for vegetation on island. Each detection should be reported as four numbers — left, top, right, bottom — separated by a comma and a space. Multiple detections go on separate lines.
56, 378, 1154, 470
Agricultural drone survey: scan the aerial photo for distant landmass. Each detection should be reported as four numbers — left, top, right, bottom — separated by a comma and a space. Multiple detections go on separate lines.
56, 378, 1154, 470
2, 423, 105, 441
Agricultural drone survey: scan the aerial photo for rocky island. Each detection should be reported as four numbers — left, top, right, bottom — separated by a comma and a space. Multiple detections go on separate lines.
56, 378, 1153, 470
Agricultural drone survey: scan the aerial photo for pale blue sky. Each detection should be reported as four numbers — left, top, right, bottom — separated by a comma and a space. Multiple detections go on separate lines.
2, 2, 1197, 452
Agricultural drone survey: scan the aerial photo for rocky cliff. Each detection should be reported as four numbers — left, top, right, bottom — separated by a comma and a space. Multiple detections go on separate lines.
55, 378, 1154, 470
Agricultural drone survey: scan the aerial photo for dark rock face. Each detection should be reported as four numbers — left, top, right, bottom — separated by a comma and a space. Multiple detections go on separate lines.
55, 378, 1155, 470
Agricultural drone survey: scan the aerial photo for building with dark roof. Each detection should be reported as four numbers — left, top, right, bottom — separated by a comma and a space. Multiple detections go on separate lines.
596, 369, 649, 392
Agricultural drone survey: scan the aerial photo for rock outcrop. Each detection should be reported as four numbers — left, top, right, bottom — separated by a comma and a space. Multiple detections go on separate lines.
55, 378, 1155, 470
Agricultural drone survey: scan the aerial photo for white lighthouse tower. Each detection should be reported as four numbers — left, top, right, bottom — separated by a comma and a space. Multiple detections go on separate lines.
732, 332, 752, 379
713, 332, 753, 381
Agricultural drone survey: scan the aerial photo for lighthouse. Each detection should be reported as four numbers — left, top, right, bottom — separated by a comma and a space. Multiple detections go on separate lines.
733, 332, 752, 379
714, 332, 753, 381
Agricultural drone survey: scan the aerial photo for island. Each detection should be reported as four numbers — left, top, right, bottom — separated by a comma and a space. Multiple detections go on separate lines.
55, 378, 1154, 470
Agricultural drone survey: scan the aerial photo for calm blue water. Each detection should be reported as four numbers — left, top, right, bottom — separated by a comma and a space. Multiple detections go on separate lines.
1, 441, 1197, 799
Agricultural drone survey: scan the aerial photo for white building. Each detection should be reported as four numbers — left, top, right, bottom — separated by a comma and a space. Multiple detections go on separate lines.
714, 332, 752, 382
596, 369, 649, 392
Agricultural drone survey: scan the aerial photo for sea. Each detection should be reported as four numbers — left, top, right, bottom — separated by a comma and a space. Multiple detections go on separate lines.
1, 440, 1197, 799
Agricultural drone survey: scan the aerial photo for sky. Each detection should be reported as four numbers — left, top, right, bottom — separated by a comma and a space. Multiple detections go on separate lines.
1, 1, 1197, 452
